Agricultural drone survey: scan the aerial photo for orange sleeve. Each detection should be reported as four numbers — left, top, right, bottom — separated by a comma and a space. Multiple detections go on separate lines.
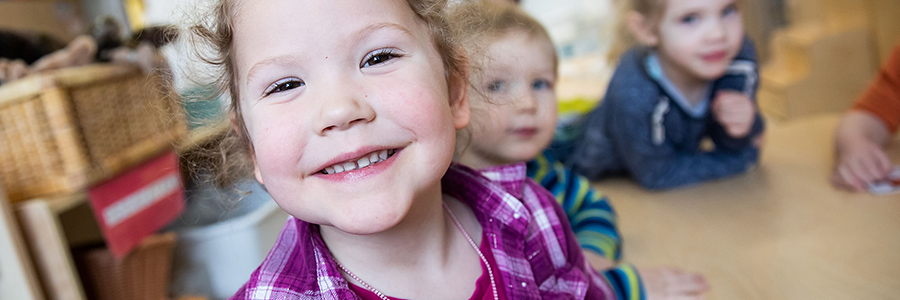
852, 43, 900, 133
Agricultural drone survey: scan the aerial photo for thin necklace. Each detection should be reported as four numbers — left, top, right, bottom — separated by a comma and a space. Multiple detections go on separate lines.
334, 202, 498, 300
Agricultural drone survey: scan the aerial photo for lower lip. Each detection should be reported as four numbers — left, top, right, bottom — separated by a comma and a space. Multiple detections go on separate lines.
316, 149, 401, 182
702, 51, 728, 63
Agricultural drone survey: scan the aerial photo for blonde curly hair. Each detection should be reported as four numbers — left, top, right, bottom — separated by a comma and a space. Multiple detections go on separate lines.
184, 0, 467, 188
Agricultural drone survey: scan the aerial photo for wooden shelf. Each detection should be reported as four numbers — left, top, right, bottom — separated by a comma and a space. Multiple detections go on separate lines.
0, 187, 44, 300
17, 195, 92, 300
8, 192, 104, 300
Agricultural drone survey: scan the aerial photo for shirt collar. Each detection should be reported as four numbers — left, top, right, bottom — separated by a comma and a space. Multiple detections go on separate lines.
645, 52, 711, 118
468, 162, 527, 199
442, 163, 531, 232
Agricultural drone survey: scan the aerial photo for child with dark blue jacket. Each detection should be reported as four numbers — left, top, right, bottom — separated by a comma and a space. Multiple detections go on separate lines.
563, 0, 765, 190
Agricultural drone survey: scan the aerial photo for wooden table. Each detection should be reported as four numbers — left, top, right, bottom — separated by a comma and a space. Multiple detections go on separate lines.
595, 114, 900, 299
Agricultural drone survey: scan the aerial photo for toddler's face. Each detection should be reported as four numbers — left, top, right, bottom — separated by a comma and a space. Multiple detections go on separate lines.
462, 30, 557, 168
654, 0, 744, 81
231, 0, 468, 234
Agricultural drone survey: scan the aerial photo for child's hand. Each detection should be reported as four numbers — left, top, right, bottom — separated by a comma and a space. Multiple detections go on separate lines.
0, 58, 29, 83
832, 140, 892, 192
640, 267, 708, 300
712, 91, 756, 139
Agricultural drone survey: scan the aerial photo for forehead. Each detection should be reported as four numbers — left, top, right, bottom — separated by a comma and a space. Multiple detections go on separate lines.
480, 31, 555, 72
230, 0, 426, 70
663, 0, 735, 14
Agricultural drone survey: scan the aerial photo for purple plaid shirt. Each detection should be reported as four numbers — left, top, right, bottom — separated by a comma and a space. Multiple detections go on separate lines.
231, 163, 617, 299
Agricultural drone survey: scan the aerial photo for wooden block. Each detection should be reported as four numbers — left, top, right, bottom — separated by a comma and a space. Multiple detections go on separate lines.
759, 27, 877, 120
0, 188, 44, 300
16, 196, 89, 300
869, 0, 900, 64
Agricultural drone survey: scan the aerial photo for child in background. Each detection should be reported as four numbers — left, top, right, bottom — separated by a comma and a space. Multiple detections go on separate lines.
452, 1, 708, 299
190, 0, 628, 298
563, 0, 764, 190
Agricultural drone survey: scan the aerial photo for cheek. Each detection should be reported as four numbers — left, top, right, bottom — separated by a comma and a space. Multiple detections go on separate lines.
381, 79, 457, 144
252, 133, 296, 177
539, 101, 558, 129
244, 109, 309, 174
468, 106, 505, 141
660, 26, 697, 51
728, 22, 745, 44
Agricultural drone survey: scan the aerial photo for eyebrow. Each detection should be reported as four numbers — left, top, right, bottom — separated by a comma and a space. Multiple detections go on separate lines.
244, 22, 415, 85
353, 22, 414, 43
246, 55, 298, 85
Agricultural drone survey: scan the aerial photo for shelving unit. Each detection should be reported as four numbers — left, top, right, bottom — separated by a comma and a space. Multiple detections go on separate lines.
16, 194, 98, 300
0, 187, 45, 300
0, 126, 221, 300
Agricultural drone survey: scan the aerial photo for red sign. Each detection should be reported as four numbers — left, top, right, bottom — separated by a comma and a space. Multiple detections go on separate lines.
87, 151, 184, 258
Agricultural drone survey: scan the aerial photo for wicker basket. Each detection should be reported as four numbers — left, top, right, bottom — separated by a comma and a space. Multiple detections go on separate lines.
74, 232, 176, 300
0, 64, 186, 203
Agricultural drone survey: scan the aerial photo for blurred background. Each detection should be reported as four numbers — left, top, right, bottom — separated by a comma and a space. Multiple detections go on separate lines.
1, 0, 898, 300
3, 0, 897, 117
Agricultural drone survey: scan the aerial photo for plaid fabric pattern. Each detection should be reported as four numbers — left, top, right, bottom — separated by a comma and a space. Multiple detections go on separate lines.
527, 150, 645, 299
230, 163, 621, 299
526, 150, 622, 261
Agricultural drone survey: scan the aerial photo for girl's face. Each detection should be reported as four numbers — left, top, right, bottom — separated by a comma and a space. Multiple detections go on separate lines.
462, 30, 557, 168
653, 0, 744, 82
232, 0, 469, 234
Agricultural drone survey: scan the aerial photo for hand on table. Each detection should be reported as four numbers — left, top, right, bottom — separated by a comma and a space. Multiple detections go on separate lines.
832, 139, 892, 192
640, 267, 709, 300
712, 91, 756, 139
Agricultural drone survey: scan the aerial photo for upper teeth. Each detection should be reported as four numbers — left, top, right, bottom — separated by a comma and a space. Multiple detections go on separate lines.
322, 149, 395, 175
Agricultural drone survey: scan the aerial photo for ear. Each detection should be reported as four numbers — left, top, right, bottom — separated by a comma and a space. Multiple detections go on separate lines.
448, 59, 471, 130
253, 162, 264, 185
625, 12, 659, 47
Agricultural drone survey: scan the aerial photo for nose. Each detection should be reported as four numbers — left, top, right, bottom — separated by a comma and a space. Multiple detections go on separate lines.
515, 86, 538, 114
705, 19, 726, 42
314, 85, 375, 135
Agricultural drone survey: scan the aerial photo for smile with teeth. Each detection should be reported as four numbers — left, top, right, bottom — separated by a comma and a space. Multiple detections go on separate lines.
320, 149, 397, 175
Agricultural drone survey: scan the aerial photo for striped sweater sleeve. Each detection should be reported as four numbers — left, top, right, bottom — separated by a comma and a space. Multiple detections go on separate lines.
601, 264, 646, 300
527, 150, 622, 261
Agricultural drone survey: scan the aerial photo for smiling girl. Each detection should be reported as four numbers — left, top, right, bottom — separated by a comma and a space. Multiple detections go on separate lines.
189, 0, 626, 298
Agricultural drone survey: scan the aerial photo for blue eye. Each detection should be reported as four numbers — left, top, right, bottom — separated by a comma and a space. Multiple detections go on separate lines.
680, 14, 699, 24
264, 78, 305, 96
487, 80, 507, 92
722, 4, 738, 17
532, 79, 553, 91
362, 48, 401, 68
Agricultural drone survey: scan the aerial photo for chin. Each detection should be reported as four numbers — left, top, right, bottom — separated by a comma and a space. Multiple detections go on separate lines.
333, 208, 407, 235
696, 68, 729, 81
343, 196, 414, 234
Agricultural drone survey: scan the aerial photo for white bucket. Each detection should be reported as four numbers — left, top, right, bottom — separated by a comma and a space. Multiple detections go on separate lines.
169, 180, 289, 299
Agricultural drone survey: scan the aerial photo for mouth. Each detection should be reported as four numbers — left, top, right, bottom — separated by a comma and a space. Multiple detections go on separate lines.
511, 127, 538, 137
701, 51, 728, 63
318, 148, 398, 175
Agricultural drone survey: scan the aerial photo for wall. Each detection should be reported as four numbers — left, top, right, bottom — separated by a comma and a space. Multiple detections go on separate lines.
0, 1, 82, 42
868, 0, 900, 64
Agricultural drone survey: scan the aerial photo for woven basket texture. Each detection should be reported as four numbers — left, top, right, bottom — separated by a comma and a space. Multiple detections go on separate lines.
74, 233, 176, 300
0, 64, 185, 203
